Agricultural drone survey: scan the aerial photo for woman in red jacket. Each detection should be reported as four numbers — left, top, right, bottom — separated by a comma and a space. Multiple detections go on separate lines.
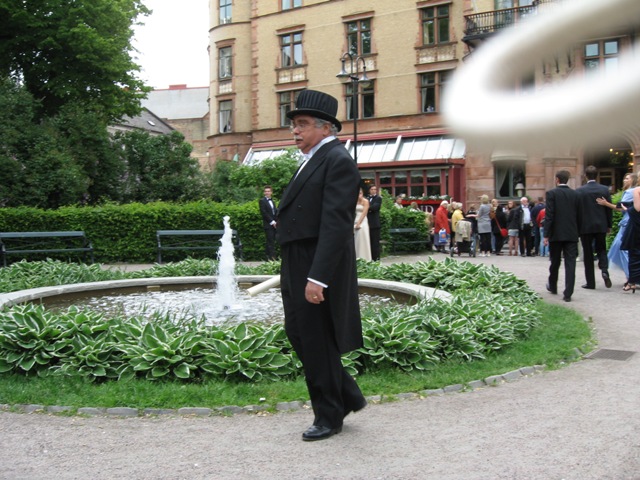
434, 200, 451, 253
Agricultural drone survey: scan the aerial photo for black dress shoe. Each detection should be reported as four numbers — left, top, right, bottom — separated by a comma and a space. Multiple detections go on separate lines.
344, 399, 368, 419
602, 271, 612, 288
563, 296, 571, 302
581, 284, 595, 290
546, 283, 557, 295
302, 425, 342, 442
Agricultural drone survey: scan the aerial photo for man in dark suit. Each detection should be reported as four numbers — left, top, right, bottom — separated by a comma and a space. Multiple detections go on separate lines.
544, 170, 581, 302
577, 165, 612, 289
259, 185, 278, 261
367, 185, 382, 260
277, 90, 366, 442
530, 196, 545, 256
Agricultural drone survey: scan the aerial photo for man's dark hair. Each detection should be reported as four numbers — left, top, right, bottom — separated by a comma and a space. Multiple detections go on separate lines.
584, 165, 597, 181
556, 170, 570, 184
263, 185, 272, 190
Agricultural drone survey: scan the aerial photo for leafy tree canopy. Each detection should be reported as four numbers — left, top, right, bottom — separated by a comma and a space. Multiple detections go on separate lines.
0, 0, 151, 122
206, 151, 300, 203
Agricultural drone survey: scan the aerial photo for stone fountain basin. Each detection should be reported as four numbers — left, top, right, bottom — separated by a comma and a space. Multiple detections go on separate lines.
0, 276, 451, 309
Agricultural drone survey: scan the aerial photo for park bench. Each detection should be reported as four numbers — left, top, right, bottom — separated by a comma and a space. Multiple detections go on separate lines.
0, 231, 94, 267
388, 227, 431, 254
156, 229, 243, 263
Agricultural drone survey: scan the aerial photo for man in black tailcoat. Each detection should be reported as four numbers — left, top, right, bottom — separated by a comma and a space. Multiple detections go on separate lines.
367, 185, 382, 260
259, 185, 278, 261
277, 90, 366, 442
576, 165, 612, 289
544, 170, 581, 302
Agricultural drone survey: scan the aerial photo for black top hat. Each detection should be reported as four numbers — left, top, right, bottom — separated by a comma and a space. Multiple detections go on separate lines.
286, 90, 342, 132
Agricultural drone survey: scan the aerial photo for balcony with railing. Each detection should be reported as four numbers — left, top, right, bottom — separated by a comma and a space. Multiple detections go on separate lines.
463, 0, 555, 48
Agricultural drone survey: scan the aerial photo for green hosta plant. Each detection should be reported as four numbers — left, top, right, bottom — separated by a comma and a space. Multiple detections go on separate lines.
201, 323, 297, 381
118, 318, 204, 381
0, 258, 542, 384
0, 305, 67, 375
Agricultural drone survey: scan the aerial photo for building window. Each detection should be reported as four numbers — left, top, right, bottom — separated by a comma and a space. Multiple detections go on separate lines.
280, 32, 303, 67
495, 0, 534, 8
346, 81, 375, 120
219, 100, 233, 133
347, 19, 371, 56
219, 47, 232, 79
279, 91, 300, 127
422, 5, 450, 46
495, 163, 526, 199
584, 39, 620, 75
282, 0, 302, 9
377, 169, 444, 199
420, 70, 451, 113
219, 0, 232, 24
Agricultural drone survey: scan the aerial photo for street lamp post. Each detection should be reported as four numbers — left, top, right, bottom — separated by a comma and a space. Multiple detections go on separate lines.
336, 52, 370, 164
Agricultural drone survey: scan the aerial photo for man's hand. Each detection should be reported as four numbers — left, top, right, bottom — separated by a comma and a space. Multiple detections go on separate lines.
305, 281, 324, 304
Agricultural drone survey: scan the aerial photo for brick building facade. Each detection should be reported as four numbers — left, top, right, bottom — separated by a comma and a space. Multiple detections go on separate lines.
207, 0, 638, 208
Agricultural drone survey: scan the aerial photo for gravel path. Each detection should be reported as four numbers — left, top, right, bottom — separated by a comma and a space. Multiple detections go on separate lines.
2, 254, 639, 480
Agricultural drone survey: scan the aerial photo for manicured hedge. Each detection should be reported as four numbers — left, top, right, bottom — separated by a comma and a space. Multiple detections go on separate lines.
0, 201, 430, 262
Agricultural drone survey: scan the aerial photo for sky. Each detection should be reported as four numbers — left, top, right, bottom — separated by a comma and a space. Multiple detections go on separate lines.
132, 0, 210, 90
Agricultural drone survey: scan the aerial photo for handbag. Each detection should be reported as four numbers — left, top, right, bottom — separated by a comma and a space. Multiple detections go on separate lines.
493, 216, 508, 238
438, 228, 448, 243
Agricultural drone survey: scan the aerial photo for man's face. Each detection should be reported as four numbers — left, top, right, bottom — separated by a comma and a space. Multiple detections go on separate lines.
290, 115, 327, 153
369, 186, 377, 196
521, 198, 529, 206
264, 188, 272, 198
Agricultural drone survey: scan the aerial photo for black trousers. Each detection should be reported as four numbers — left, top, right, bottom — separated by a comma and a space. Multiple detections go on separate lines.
280, 242, 364, 429
369, 227, 381, 261
519, 224, 533, 256
493, 231, 505, 254
548, 240, 578, 299
264, 226, 277, 260
580, 232, 608, 288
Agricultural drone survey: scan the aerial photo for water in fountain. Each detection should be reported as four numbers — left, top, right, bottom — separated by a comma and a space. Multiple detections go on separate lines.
38, 216, 398, 325
215, 215, 237, 309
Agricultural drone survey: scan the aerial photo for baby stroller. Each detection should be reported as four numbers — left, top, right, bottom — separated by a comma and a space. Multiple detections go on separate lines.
451, 219, 476, 257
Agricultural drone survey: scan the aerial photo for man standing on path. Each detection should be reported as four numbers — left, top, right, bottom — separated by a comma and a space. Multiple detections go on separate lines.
544, 170, 581, 302
367, 185, 382, 261
530, 196, 545, 256
276, 90, 366, 442
259, 186, 278, 261
577, 165, 612, 289
518, 197, 534, 256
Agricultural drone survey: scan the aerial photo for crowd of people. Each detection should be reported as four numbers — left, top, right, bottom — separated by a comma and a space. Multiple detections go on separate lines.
406, 167, 639, 301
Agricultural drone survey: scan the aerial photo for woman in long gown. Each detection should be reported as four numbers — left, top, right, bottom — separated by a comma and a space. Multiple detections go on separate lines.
597, 173, 637, 287
354, 188, 372, 261
620, 181, 640, 293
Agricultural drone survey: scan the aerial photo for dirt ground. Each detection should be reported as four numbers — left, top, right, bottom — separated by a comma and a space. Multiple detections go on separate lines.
2, 254, 639, 480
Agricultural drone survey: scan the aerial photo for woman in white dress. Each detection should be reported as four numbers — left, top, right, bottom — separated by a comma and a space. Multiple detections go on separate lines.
354, 188, 372, 260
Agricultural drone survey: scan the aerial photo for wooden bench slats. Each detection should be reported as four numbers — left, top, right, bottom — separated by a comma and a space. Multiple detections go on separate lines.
388, 227, 431, 254
0, 231, 94, 267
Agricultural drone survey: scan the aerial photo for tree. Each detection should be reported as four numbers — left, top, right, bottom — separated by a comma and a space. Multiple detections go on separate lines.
0, 0, 150, 122
113, 130, 204, 203
204, 152, 300, 203
230, 150, 301, 199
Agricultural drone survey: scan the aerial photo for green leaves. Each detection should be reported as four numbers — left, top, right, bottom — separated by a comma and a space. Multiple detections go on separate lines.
0, 257, 541, 384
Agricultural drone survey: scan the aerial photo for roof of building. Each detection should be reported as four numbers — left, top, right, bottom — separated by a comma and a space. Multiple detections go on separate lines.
116, 108, 175, 135
141, 85, 209, 120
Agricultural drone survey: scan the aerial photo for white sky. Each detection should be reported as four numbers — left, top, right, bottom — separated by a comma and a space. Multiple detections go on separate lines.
132, 0, 210, 89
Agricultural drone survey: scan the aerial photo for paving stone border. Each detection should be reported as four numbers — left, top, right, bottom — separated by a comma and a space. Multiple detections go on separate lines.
0, 364, 549, 418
